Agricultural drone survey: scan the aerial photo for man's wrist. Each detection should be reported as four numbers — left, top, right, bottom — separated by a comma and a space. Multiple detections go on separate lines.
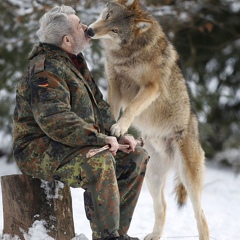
118, 133, 134, 142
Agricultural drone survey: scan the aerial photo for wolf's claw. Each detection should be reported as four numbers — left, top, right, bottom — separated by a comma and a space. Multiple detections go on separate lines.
110, 123, 128, 137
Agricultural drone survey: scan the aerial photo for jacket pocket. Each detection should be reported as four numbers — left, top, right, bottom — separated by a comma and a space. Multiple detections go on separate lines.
38, 87, 56, 102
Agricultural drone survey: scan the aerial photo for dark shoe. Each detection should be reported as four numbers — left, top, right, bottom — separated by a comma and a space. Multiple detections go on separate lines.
118, 234, 140, 240
94, 234, 139, 240
94, 237, 118, 240
105, 238, 119, 240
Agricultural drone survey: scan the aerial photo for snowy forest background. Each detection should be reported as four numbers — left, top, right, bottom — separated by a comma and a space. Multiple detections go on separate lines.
0, 0, 240, 172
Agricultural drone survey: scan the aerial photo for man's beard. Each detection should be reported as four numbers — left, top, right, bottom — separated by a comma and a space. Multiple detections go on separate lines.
73, 34, 91, 55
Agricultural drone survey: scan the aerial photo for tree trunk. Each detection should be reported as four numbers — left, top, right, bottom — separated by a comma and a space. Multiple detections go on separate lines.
1, 174, 75, 240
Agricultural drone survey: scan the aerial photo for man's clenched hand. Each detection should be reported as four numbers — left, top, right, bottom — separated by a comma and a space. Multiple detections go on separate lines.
118, 135, 137, 153
105, 136, 119, 156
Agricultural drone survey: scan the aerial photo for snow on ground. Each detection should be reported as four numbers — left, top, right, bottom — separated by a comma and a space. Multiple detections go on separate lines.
0, 158, 239, 240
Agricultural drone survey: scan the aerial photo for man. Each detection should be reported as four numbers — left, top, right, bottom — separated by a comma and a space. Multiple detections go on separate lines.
13, 5, 149, 240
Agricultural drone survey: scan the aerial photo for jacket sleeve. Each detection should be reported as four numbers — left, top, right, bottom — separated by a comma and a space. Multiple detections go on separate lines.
80, 55, 116, 132
30, 70, 107, 148
93, 83, 116, 132
85, 76, 116, 132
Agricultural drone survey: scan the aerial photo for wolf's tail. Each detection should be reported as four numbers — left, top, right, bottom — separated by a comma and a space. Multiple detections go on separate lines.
174, 180, 188, 208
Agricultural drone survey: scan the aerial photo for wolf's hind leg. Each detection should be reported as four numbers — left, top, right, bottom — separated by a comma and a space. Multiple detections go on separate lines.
144, 142, 172, 240
178, 139, 210, 240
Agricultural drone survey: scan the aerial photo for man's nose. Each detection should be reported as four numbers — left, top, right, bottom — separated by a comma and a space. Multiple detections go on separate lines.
82, 24, 88, 31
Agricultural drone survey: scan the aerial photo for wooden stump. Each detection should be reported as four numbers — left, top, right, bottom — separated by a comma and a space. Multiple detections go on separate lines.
1, 174, 75, 240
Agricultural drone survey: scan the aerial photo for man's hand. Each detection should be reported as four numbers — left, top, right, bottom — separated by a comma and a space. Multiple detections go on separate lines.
86, 135, 141, 158
118, 134, 137, 153
105, 136, 119, 156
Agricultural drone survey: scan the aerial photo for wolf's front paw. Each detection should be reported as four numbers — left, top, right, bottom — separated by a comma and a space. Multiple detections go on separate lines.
144, 233, 161, 240
110, 123, 128, 137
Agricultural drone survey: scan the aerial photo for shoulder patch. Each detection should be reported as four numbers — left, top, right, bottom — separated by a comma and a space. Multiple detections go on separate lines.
32, 54, 46, 74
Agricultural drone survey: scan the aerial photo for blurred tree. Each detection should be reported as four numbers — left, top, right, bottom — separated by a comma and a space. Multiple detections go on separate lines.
0, 0, 239, 167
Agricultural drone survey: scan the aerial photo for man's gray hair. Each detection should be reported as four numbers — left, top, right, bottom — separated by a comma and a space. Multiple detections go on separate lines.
37, 5, 76, 46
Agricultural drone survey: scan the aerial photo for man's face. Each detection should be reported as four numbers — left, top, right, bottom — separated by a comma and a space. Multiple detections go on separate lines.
68, 14, 92, 54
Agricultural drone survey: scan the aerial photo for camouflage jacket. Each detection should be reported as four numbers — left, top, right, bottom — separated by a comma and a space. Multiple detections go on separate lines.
13, 43, 116, 155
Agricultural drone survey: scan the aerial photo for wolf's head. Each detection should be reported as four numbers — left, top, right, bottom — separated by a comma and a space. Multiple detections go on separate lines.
87, 0, 153, 46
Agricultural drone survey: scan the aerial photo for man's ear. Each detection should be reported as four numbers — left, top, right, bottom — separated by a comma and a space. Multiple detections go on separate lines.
62, 35, 72, 47
135, 19, 153, 34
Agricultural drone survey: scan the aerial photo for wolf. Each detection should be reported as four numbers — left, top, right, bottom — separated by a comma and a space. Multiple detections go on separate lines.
87, 1, 210, 239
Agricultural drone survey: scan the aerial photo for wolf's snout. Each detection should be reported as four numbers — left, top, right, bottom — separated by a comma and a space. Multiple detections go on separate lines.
86, 28, 95, 37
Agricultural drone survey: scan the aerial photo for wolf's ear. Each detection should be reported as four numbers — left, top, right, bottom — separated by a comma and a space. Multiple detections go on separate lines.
112, 0, 139, 7
125, 0, 138, 6
135, 19, 153, 34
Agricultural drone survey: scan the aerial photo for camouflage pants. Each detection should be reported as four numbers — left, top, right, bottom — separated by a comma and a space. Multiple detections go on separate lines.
15, 138, 148, 239
54, 145, 149, 239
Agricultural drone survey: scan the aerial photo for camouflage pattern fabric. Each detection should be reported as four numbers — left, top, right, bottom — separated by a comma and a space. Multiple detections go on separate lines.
13, 43, 116, 180
55, 146, 148, 239
13, 43, 149, 239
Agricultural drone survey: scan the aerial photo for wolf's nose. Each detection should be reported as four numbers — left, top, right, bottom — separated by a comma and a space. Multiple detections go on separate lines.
86, 28, 95, 37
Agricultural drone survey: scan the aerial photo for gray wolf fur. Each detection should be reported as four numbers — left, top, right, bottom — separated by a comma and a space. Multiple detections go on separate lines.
88, 0, 209, 239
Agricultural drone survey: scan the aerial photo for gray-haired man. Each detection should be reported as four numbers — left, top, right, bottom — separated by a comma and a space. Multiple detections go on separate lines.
13, 5, 149, 240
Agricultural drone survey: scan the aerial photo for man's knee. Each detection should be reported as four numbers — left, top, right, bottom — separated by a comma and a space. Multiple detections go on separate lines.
115, 146, 149, 180
131, 146, 149, 171
81, 150, 116, 183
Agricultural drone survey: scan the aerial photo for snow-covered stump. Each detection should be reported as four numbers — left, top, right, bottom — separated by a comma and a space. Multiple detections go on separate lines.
1, 174, 75, 239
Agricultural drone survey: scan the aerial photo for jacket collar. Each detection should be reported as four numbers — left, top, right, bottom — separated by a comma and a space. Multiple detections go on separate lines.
28, 42, 87, 79
28, 42, 72, 61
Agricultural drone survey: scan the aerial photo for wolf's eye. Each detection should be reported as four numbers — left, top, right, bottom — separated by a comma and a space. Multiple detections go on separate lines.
111, 29, 118, 34
106, 13, 110, 20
